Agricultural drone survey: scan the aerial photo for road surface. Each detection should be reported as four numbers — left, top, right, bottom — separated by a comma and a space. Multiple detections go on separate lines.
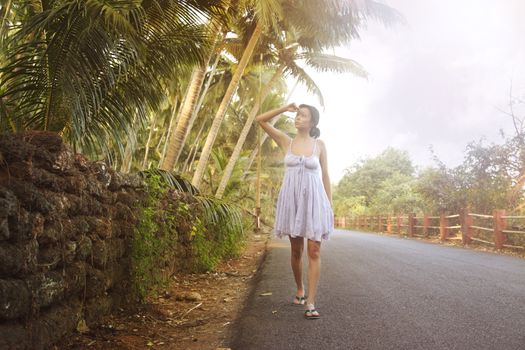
228, 230, 525, 350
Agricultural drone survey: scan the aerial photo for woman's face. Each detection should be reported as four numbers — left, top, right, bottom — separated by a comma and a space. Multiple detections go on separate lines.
294, 107, 313, 130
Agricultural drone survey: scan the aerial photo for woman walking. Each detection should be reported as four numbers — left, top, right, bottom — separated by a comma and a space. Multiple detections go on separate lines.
256, 102, 334, 319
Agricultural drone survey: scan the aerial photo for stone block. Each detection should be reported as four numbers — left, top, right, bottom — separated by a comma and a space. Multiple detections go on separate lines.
70, 216, 89, 236
0, 278, 31, 320
76, 235, 92, 261
0, 187, 18, 217
26, 271, 66, 309
0, 299, 83, 350
85, 266, 109, 298
64, 262, 86, 297
0, 134, 35, 164
0, 218, 8, 241
8, 180, 53, 214
84, 294, 112, 327
90, 161, 112, 187
0, 240, 37, 277
91, 240, 109, 268
30, 300, 82, 350
0, 187, 18, 241
85, 216, 112, 239
37, 246, 62, 271
8, 209, 44, 242
63, 174, 87, 195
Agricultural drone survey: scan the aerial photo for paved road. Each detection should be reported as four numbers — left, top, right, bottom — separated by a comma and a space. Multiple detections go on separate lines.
228, 230, 525, 350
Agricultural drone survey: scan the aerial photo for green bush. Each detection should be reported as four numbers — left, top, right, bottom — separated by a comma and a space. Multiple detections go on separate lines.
131, 172, 246, 299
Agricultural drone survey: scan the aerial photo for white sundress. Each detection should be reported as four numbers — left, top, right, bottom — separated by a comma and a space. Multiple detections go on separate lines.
274, 138, 334, 241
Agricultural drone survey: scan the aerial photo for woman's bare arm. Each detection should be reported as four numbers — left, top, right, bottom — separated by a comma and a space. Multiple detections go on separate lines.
256, 103, 297, 152
318, 139, 333, 206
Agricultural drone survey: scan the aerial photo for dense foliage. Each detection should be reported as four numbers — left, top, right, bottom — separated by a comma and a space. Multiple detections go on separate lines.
132, 171, 246, 299
334, 130, 525, 217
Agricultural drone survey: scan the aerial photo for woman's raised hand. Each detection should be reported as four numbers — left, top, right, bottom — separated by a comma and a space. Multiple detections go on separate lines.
285, 103, 299, 113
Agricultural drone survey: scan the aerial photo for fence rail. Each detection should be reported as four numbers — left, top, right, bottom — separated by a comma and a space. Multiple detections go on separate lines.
334, 208, 525, 250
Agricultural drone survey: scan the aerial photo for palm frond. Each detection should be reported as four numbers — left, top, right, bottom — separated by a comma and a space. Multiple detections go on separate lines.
0, 0, 227, 160
139, 168, 199, 195
284, 61, 325, 107
139, 167, 243, 236
297, 52, 368, 77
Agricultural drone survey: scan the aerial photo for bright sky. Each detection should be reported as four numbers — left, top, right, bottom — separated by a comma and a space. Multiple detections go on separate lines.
288, 0, 525, 183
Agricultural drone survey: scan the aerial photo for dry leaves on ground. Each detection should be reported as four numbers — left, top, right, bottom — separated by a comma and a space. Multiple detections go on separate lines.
57, 231, 269, 350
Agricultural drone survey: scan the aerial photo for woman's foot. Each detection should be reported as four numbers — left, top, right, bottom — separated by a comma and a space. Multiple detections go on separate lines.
292, 287, 305, 305
304, 304, 320, 319
292, 295, 306, 305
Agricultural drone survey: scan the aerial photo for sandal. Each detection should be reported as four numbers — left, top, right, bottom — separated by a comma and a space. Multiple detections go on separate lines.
304, 304, 320, 319
292, 295, 306, 305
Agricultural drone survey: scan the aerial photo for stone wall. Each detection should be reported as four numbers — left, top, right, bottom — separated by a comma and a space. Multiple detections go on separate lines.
0, 132, 146, 349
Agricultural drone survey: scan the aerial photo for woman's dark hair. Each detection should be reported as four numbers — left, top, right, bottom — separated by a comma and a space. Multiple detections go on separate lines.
299, 104, 320, 138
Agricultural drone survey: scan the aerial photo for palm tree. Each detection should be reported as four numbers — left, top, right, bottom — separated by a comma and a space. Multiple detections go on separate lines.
160, 28, 225, 171
191, 0, 401, 191
215, 46, 368, 198
0, 0, 227, 160
191, 18, 264, 190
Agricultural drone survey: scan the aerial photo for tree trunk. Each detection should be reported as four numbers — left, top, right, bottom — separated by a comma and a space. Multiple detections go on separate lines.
160, 31, 224, 171
120, 113, 138, 173
160, 67, 206, 171
192, 20, 263, 190
0, 0, 13, 39
121, 139, 134, 173
215, 64, 284, 198
159, 97, 178, 162
141, 113, 157, 169
182, 119, 207, 174
175, 43, 223, 164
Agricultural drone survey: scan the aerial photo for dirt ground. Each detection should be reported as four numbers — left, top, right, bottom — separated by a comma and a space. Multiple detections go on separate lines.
57, 229, 270, 350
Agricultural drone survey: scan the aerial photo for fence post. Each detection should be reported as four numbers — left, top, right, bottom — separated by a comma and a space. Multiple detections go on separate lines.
493, 209, 507, 249
397, 215, 402, 235
342, 217, 346, 228
423, 214, 429, 237
378, 215, 382, 233
408, 213, 415, 237
440, 212, 449, 242
460, 208, 473, 245
387, 216, 392, 234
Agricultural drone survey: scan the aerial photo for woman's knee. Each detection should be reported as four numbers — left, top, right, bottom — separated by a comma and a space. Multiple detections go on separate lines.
307, 242, 321, 260
291, 246, 303, 260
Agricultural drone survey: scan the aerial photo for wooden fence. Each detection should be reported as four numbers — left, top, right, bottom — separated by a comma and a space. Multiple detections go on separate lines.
335, 209, 525, 250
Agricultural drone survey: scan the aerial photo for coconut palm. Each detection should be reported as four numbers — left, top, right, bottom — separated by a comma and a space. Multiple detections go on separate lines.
160, 27, 226, 171
190, 0, 401, 191
215, 43, 368, 198
191, 19, 264, 189
0, 0, 227, 159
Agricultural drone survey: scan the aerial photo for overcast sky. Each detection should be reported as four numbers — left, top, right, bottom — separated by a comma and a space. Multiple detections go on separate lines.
289, 0, 525, 183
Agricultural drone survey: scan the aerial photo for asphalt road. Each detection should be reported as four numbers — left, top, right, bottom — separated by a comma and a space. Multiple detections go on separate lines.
228, 230, 525, 350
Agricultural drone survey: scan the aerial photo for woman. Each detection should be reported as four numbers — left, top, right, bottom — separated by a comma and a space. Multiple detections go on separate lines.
256, 102, 334, 319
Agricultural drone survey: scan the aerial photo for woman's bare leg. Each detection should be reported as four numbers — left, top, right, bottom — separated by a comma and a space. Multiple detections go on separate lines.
306, 239, 321, 306
289, 236, 305, 297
